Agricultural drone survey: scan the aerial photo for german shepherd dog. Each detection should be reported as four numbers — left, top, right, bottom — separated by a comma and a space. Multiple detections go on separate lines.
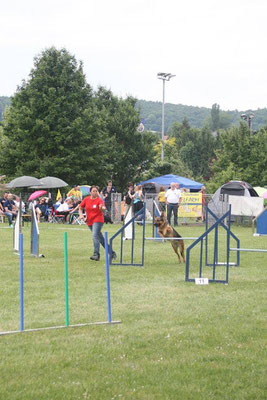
154, 212, 186, 263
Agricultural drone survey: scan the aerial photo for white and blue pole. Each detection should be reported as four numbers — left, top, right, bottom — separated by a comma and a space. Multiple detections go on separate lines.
104, 232, 112, 323
19, 233, 24, 332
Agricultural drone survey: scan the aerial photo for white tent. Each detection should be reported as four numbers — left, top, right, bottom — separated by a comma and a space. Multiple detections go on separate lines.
208, 181, 263, 219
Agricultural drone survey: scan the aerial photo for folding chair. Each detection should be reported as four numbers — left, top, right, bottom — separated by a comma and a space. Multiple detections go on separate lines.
49, 206, 65, 223
70, 212, 86, 225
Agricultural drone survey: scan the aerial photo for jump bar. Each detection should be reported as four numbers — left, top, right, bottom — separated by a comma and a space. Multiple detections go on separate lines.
0, 320, 121, 336
145, 237, 203, 240
230, 248, 267, 253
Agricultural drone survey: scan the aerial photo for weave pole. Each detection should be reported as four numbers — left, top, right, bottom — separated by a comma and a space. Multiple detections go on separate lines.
104, 232, 112, 323
19, 233, 24, 332
64, 232, 69, 327
0, 231, 121, 336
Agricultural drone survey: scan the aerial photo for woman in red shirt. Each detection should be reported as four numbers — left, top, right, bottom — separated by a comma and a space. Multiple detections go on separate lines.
79, 186, 116, 261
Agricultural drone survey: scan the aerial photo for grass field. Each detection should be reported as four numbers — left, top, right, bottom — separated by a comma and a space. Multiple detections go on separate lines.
0, 221, 266, 400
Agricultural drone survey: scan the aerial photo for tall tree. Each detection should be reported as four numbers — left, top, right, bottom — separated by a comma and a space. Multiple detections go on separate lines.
208, 123, 267, 192
169, 120, 217, 180
211, 103, 220, 132
0, 50, 158, 192
0, 48, 111, 185
93, 87, 157, 191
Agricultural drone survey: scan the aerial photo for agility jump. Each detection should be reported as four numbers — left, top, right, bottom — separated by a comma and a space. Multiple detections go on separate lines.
0, 232, 120, 336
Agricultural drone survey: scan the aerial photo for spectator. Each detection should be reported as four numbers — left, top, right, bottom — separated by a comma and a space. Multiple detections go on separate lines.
101, 180, 117, 212
56, 198, 73, 223
14, 196, 26, 214
0, 201, 4, 218
165, 182, 181, 226
133, 185, 144, 222
0, 192, 9, 210
123, 182, 135, 217
79, 185, 116, 261
54, 197, 63, 210
35, 197, 49, 223
3, 193, 17, 227
67, 185, 82, 202
158, 186, 166, 212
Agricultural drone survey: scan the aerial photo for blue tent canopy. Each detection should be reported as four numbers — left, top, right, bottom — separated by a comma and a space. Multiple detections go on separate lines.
138, 174, 203, 190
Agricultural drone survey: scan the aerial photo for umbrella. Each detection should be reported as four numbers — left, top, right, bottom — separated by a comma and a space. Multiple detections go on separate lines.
6, 176, 44, 188
262, 191, 267, 199
31, 176, 68, 189
80, 185, 91, 196
28, 190, 47, 201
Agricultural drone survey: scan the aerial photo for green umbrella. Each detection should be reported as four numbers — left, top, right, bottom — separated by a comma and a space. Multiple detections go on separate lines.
80, 185, 91, 197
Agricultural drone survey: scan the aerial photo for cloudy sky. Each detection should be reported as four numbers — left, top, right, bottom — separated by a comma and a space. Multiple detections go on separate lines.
1, 0, 267, 111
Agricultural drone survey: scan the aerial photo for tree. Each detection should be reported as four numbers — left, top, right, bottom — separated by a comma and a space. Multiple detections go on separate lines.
169, 121, 217, 180
211, 103, 220, 131
208, 123, 267, 191
145, 136, 193, 179
93, 87, 158, 191
0, 47, 108, 183
0, 48, 156, 192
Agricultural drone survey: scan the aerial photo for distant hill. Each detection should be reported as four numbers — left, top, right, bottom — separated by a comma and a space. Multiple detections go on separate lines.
1, 96, 267, 132
136, 99, 267, 132
0, 96, 11, 120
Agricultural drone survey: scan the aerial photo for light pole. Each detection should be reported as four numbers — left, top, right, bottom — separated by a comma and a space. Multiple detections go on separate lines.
241, 113, 255, 134
157, 72, 175, 161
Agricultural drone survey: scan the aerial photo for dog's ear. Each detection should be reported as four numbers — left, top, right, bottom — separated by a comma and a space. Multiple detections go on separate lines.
161, 211, 166, 218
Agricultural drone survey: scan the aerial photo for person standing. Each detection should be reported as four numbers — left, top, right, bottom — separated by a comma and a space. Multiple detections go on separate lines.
123, 182, 135, 217
101, 180, 117, 212
165, 182, 181, 226
67, 185, 82, 202
79, 186, 116, 261
158, 186, 166, 211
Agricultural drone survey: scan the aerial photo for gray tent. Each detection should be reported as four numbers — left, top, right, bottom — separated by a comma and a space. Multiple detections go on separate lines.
208, 181, 259, 219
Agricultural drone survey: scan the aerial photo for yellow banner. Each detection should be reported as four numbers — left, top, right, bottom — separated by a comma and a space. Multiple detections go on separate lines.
179, 193, 202, 218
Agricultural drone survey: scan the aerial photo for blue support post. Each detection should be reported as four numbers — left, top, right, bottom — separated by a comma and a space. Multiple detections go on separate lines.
131, 218, 135, 264
104, 232, 112, 323
199, 239, 203, 278
109, 206, 145, 266
19, 233, 24, 332
142, 203, 146, 266
120, 230, 123, 264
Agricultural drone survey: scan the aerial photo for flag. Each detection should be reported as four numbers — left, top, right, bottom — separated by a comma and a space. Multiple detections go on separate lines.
56, 189, 62, 200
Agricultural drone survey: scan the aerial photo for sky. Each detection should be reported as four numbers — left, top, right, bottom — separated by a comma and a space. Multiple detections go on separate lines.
1, 0, 267, 111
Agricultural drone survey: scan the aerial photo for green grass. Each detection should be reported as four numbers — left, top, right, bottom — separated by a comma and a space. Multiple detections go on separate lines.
0, 222, 266, 399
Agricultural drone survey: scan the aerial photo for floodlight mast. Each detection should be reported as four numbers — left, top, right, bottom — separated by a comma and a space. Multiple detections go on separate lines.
241, 112, 255, 134
157, 72, 176, 160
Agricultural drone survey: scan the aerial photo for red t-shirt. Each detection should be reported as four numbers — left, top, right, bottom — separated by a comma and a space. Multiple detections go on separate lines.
80, 196, 104, 226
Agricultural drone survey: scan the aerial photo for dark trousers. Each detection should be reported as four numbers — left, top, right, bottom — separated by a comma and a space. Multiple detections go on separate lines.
134, 201, 144, 221
167, 203, 178, 226
105, 201, 111, 212
159, 202, 166, 212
